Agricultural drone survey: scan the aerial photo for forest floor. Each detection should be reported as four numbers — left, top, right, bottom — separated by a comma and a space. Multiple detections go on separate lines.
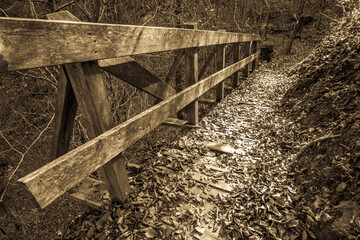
57, 13, 360, 238
58, 60, 304, 240
2, 10, 360, 240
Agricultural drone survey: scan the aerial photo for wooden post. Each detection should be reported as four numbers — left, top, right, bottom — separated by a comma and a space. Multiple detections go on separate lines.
48, 11, 130, 204
184, 22, 199, 125
251, 41, 258, 72
51, 68, 78, 160
216, 30, 226, 102
232, 43, 241, 88
243, 41, 251, 77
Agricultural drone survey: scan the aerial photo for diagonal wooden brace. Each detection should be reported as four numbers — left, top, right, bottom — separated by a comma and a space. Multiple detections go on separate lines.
47, 11, 130, 205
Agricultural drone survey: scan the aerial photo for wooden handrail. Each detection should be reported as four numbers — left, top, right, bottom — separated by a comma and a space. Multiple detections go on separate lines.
18, 52, 260, 209
0, 16, 260, 72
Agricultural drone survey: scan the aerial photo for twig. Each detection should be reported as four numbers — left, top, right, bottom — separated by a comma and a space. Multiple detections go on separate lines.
142, 0, 158, 26
55, 0, 76, 12
319, 12, 340, 23
0, 114, 55, 203
0, 8, 9, 17
11, 107, 41, 132
75, 1, 91, 21
28, 0, 38, 19
233, 1, 241, 31
294, 134, 341, 161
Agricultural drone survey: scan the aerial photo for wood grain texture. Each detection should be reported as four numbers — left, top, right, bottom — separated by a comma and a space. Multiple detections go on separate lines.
67, 177, 109, 211
0, 15, 260, 72
184, 23, 199, 125
48, 12, 79, 160
48, 11, 130, 204
18, 52, 259, 208
98, 57, 175, 100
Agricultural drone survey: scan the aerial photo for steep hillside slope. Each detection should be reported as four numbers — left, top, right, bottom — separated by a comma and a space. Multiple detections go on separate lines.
282, 8, 360, 239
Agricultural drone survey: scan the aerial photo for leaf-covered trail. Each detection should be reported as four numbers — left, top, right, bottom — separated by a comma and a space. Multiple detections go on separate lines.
122, 65, 304, 240
66, 66, 307, 239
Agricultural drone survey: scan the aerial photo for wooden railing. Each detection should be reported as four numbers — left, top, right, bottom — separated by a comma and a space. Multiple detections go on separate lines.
0, 11, 260, 209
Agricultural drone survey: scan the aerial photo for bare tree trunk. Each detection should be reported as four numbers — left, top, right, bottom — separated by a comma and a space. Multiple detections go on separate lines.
285, 0, 307, 54
263, 11, 270, 39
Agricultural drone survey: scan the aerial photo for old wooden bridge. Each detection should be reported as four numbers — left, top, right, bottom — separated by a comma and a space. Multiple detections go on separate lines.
0, 11, 260, 209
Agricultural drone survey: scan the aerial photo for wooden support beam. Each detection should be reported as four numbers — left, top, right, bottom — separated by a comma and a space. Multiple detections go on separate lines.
232, 43, 240, 88
199, 98, 217, 104
98, 57, 176, 101
51, 67, 78, 159
252, 41, 258, 72
67, 177, 109, 211
184, 23, 199, 125
48, 11, 130, 205
243, 42, 251, 77
216, 32, 226, 102
162, 118, 197, 128
18, 52, 259, 209
165, 50, 184, 84
49, 11, 175, 102
0, 14, 260, 72
198, 47, 216, 79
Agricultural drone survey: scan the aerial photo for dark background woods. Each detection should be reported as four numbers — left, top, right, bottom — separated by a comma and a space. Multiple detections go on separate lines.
0, 0, 354, 239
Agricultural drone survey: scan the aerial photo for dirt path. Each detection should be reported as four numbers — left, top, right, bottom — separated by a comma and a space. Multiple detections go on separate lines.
61, 65, 309, 239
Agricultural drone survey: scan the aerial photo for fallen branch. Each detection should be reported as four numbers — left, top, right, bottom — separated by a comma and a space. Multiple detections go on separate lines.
294, 134, 341, 161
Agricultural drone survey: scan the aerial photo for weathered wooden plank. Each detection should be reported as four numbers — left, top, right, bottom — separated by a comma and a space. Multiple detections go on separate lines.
198, 47, 216, 79
0, 14, 260, 72
98, 57, 176, 100
165, 50, 184, 84
162, 118, 197, 128
18, 52, 259, 208
67, 177, 109, 211
48, 12, 79, 160
184, 23, 199, 125
232, 43, 240, 88
49, 11, 130, 204
216, 43, 225, 102
243, 42, 251, 77
51, 67, 78, 159
49, 11, 176, 101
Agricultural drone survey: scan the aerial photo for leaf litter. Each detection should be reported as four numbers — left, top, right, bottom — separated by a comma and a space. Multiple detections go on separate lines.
59, 10, 360, 239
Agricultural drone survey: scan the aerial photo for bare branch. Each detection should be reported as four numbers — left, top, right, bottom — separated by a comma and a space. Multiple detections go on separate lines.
0, 114, 55, 203
75, 1, 91, 21
142, 0, 158, 26
0, 8, 9, 17
55, 0, 76, 12
319, 12, 340, 22
233, 1, 241, 31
